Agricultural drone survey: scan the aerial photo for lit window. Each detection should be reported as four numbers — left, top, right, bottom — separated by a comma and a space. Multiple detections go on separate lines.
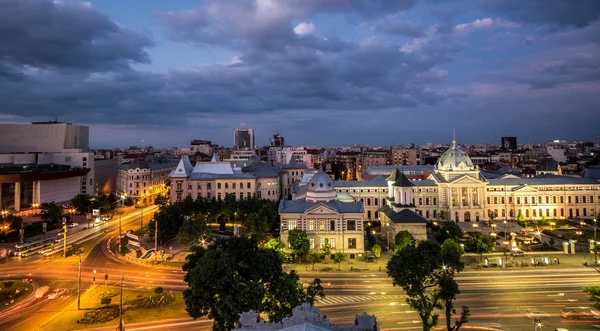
288, 220, 297, 231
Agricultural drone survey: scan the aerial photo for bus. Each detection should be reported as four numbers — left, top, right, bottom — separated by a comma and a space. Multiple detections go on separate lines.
14, 237, 55, 257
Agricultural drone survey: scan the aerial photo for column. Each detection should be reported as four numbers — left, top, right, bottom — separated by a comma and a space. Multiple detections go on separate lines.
14, 182, 21, 212
468, 188, 473, 207
33, 180, 41, 204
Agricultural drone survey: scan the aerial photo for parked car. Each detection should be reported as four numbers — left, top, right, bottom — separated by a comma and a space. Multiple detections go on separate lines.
48, 288, 66, 299
512, 250, 526, 257
526, 308, 550, 319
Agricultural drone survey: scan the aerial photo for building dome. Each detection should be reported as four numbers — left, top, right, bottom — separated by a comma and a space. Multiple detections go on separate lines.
306, 170, 336, 202
436, 140, 474, 171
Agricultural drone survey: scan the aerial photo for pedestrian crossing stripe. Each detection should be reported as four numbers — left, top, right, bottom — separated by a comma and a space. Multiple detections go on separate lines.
315, 295, 404, 306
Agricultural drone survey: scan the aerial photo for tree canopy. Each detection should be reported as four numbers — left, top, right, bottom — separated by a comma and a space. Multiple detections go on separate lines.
182, 237, 324, 331
436, 222, 463, 243
387, 240, 467, 331
288, 229, 310, 261
264, 238, 286, 259
464, 232, 495, 261
177, 212, 211, 247
394, 230, 415, 252
40, 202, 63, 223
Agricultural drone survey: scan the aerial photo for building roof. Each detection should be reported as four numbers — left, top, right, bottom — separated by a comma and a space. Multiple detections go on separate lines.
487, 175, 599, 186
242, 160, 280, 178
278, 199, 364, 214
386, 169, 414, 187
366, 165, 434, 173
379, 205, 428, 224
536, 157, 558, 171
333, 176, 388, 188
410, 179, 438, 187
436, 139, 474, 171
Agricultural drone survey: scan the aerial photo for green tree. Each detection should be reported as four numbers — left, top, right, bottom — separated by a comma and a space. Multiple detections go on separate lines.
154, 194, 169, 208
309, 252, 321, 271
333, 252, 346, 271
123, 197, 134, 207
71, 194, 91, 214
438, 274, 470, 331
177, 212, 211, 247
264, 238, 286, 259
387, 241, 468, 331
440, 239, 465, 272
288, 229, 310, 262
436, 222, 463, 243
40, 202, 63, 223
240, 212, 269, 243
320, 238, 332, 258
517, 212, 525, 223
465, 233, 495, 262
101, 297, 112, 306
182, 237, 324, 331
394, 230, 415, 252
584, 286, 600, 310
372, 244, 382, 262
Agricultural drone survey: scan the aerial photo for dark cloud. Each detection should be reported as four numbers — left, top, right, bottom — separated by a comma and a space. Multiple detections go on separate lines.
479, 0, 600, 28
0, 0, 152, 71
365, 16, 424, 37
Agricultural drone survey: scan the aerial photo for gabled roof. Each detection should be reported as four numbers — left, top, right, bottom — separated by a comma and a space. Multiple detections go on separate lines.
380, 205, 428, 224
170, 155, 194, 177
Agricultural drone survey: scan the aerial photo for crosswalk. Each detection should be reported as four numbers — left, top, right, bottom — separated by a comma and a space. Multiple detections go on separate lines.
315, 294, 405, 306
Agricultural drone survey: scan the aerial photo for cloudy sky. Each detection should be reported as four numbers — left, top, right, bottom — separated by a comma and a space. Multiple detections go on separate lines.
1, 0, 599, 148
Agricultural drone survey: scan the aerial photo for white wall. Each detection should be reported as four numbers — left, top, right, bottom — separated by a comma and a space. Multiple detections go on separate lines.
39, 177, 81, 204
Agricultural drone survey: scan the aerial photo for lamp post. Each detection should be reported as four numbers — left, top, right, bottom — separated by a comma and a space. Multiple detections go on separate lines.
77, 255, 82, 310
550, 222, 555, 231
576, 231, 583, 253
472, 223, 479, 233
93, 269, 97, 287
503, 220, 507, 241
385, 222, 390, 252
119, 276, 124, 331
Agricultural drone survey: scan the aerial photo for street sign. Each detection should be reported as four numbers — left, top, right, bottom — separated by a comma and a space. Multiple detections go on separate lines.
126, 233, 139, 241
92, 209, 100, 217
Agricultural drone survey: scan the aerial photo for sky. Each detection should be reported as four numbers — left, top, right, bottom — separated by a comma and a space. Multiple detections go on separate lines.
0, 0, 599, 148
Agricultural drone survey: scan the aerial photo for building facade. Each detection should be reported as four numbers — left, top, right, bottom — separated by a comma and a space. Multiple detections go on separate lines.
390, 147, 418, 165
280, 170, 365, 258
116, 159, 176, 204
169, 155, 280, 202
333, 139, 600, 223
234, 128, 255, 150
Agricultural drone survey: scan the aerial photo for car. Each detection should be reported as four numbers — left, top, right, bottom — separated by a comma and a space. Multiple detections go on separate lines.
66, 222, 78, 228
326, 280, 348, 288
526, 308, 550, 319
47, 288, 66, 299
512, 250, 526, 257
561, 308, 598, 319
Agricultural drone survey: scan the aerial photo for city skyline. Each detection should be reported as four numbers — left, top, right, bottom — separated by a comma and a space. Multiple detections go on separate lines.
1, 0, 599, 147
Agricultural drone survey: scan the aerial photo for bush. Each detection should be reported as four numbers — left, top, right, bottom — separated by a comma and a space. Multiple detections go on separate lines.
77, 306, 119, 324
100, 297, 112, 305
154, 286, 164, 294
125, 292, 175, 308
3, 282, 13, 288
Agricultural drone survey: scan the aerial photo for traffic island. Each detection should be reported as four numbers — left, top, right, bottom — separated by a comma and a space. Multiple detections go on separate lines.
0, 280, 34, 312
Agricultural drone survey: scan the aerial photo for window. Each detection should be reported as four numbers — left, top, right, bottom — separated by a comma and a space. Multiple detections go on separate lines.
509, 197, 513, 204
258, 191, 262, 198
501, 197, 505, 204
188, 184, 192, 189
288, 220, 297, 231
330, 238, 336, 249
560, 196, 564, 204
568, 196, 572, 203
129, 183, 132, 188
575, 196, 579, 204
425, 198, 429, 205
176, 182, 182, 190
426, 210, 430, 218
247, 182, 251, 189
309, 220, 315, 231
347, 220, 356, 231
494, 197, 498, 204
319, 220, 325, 231
309, 238, 315, 249
207, 192, 211, 199
218, 183, 221, 189
554, 209, 557, 217
247, 192, 251, 198
330, 220, 335, 231
517, 197, 521, 204
232, 183, 236, 189
217, 193, 221, 200
319, 238, 325, 248
207, 183, 211, 189
524, 197, 528, 204
83, 157, 87, 161
348, 238, 357, 249
526, 209, 529, 217
487, 197, 491, 204
176, 192, 182, 201
553, 196, 557, 203
546, 196, 549, 204
433, 198, 437, 205
561, 208, 564, 217
225, 183, 229, 189
583, 196, 587, 204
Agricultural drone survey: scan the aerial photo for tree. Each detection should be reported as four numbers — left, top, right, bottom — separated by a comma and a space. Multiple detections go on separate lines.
40, 202, 63, 223
440, 239, 465, 272
309, 252, 321, 271
240, 212, 269, 243
288, 229, 310, 262
387, 241, 468, 331
154, 194, 169, 208
177, 213, 211, 247
123, 197, 134, 207
438, 274, 470, 331
465, 233, 495, 262
394, 230, 415, 252
182, 237, 324, 331
436, 222, 463, 243
584, 286, 600, 310
371, 244, 381, 262
264, 238, 286, 259
71, 194, 91, 213
333, 252, 346, 271
101, 297, 112, 306
154, 286, 164, 294
517, 212, 525, 223
320, 238, 331, 258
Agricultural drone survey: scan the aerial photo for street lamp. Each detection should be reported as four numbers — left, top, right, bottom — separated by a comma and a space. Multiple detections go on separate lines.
472, 223, 479, 233
550, 222, 555, 231
385, 222, 390, 251
503, 220, 507, 241
32, 203, 39, 216
576, 231, 583, 253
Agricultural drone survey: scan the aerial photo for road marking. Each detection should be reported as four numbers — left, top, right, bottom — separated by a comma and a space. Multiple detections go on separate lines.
555, 299, 578, 302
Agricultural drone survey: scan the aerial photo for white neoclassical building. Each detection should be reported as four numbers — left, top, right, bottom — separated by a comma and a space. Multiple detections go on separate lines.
279, 170, 365, 259
334, 138, 600, 223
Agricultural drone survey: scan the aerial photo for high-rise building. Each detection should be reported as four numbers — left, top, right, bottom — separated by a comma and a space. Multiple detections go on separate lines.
234, 128, 254, 150
270, 133, 285, 147
501, 137, 517, 151
390, 147, 417, 165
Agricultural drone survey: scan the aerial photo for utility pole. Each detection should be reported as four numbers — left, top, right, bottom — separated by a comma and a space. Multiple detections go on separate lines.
119, 212, 122, 255
140, 206, 143, 228
77, 255, 82, 310
119, 276, 124, 331
63, 219, 67, 258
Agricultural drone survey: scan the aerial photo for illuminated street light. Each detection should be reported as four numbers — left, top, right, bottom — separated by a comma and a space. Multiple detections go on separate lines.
550, 222, 555, 231
472, 223, 479, 233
